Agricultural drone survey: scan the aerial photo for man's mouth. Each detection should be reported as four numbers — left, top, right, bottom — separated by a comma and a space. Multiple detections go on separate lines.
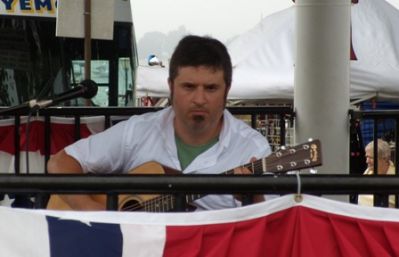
190, 109, 208, 115
192, 115, 205, 122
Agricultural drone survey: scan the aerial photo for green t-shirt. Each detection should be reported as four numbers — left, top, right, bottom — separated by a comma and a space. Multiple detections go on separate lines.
175, 135, 218, 170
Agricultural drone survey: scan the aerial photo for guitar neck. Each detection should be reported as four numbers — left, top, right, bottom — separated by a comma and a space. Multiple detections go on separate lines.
223, 160, 265, 175
233, 139, 323, 174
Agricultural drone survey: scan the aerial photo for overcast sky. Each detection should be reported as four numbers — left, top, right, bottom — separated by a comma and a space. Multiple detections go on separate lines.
131, 0, 399, 43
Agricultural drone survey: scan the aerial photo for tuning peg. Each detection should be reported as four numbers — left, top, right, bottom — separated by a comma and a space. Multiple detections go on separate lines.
279, 145, 287, 150
309, 168, 318, 174
307, 138, 314, 142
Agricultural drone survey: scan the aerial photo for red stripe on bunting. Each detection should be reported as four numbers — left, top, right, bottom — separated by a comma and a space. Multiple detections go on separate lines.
164, 206, 399, 257
0, 121, 92, 155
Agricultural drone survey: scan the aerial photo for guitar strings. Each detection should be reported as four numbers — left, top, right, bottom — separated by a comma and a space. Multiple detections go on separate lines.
121, 194, 175, 212
121, 193, 203, 212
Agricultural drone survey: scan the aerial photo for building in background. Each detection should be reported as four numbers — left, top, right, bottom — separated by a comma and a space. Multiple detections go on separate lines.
0, 0, 138, 107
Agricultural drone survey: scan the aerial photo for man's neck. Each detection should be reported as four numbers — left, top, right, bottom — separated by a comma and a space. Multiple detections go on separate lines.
175, 119, 223, 146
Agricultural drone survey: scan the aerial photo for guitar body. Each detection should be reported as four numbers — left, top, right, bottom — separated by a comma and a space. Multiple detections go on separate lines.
46, 162, 171, 211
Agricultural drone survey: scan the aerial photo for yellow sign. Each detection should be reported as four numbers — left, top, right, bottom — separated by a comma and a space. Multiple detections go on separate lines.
0, 0, 57, 17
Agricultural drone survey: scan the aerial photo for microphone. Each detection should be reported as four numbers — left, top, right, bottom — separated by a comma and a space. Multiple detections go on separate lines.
0, 80, 98, 115
30, 79, 98, 110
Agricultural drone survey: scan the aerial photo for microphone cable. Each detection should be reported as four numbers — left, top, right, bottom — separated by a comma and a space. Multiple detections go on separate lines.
24, 111, 34, 175
24, 76, 56, 208
24, 76, 55, 175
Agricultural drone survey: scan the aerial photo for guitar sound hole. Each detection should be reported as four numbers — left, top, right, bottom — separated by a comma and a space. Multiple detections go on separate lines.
120, 199, 143, 212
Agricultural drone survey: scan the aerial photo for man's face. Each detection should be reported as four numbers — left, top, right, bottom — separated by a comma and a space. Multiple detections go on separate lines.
169, 65, 228, 135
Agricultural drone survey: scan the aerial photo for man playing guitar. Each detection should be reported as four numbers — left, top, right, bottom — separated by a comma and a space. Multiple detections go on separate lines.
47, 35, 271, 211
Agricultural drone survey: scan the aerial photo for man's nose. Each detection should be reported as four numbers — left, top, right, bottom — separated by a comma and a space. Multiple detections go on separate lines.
193, 88, 206, 104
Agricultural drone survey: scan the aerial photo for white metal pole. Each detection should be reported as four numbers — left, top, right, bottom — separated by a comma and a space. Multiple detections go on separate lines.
294, 0, 351, 175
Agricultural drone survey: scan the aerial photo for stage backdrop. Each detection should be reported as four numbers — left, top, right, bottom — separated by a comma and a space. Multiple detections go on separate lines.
1, 194, 398, 257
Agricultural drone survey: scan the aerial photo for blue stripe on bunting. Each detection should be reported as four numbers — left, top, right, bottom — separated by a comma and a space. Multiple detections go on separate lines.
46, 216, 123, 257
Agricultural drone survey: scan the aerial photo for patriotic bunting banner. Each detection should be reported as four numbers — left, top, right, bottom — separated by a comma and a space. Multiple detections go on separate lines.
1, 194, 399, 257
0, 116, 104, 175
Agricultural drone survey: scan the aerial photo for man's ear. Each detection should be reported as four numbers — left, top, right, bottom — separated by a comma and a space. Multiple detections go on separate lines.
168, 78, 173, 101
168, 78, 172, 91
224, 85, 231, 100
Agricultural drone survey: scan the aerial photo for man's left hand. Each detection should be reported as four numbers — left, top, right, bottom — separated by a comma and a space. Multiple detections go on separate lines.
233, 157, 265, 203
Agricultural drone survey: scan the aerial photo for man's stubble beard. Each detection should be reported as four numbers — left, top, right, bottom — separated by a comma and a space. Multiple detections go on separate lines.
189, 115, 207, 133
192, 115, 205, 123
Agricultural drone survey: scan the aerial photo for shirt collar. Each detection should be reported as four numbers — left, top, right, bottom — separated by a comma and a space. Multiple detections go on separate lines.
218, 109, 232, 149
160, 107, 181, 169
162, 107, 231, 172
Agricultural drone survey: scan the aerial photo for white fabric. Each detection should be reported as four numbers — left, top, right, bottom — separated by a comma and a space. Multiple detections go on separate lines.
136, 0, 399, 100
0, 205, 51, 257
66, 107, 271, 210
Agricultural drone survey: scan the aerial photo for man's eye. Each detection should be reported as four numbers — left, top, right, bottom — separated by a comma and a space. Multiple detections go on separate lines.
205, 86, 218, 91
183, 84, 195, 90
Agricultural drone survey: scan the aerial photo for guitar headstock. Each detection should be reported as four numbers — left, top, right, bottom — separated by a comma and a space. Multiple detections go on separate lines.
266, 139, 322, 173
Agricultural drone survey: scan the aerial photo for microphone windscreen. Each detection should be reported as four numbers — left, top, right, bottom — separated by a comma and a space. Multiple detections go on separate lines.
80, 79, 98, 99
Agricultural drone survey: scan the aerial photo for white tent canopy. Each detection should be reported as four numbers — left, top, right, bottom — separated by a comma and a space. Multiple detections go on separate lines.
136, 0, 399, 101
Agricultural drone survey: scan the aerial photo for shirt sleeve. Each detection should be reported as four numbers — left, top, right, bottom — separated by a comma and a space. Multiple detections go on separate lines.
65, 120, 128, 174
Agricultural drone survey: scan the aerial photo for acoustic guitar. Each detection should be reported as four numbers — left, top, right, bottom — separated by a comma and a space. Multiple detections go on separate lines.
47, 139, 322, 212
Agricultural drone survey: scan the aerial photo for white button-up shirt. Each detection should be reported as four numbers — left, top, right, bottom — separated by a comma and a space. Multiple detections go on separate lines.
66, 107, 271, 210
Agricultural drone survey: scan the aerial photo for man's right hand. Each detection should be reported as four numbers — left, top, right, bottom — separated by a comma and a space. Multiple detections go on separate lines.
47, 150, 105, 211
